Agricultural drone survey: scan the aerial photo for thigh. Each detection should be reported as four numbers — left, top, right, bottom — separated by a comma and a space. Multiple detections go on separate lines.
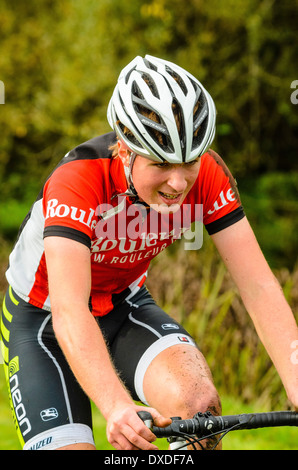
1, 287, 93, 450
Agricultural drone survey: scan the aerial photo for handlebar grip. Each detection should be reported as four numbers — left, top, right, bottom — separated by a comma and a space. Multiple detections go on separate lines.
196, 411, 298, 434
232, 411, 298, 430
137, 411, 153, 428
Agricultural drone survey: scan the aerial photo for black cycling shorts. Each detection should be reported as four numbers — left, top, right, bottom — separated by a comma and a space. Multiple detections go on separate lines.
0, 285, 197, 450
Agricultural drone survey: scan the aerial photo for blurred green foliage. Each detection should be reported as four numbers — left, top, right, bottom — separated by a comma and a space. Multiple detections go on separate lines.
0, 0, 297, 267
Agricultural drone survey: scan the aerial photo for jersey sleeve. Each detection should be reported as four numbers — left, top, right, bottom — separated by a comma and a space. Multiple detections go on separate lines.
199, 150, 245, 235
42, 159, 102, 248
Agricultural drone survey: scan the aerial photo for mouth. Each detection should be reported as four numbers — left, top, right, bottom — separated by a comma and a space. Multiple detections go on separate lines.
158, 191, 182, 203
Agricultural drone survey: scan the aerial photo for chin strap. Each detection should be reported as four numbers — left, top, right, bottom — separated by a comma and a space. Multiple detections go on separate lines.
125, 151, 138, 199
112, 152, 149, 207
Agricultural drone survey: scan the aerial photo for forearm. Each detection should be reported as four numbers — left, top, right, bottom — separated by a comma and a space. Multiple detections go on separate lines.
212, 218, 298, 407
240, 277, 298, 403
52, 304, 133, 420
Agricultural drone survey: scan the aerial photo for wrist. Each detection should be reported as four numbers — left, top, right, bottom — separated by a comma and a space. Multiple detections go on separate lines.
100, 391, 135, 421
286, 387, 298, 410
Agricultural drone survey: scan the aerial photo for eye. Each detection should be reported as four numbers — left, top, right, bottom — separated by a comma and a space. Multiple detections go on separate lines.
184, 159, 199, 167
153, 162, 171, 169
151, 159, 199, 169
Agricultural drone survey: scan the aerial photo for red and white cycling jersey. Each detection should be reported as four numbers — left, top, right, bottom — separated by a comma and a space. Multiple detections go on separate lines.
6, 132, 245, 316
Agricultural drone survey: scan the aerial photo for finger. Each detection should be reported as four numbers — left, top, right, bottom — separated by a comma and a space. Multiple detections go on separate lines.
111, 417, 159, 450
128, 415, 160, 447
122, 423, 159, 450
148, 409, 172, 427
108, 423, 141, 450
110, 433, 139, 451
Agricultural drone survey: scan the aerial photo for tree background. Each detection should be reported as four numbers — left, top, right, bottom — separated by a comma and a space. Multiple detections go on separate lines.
0, 0, 298, 409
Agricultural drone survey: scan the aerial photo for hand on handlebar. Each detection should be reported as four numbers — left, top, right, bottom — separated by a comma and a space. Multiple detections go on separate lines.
106, 404, 171, 450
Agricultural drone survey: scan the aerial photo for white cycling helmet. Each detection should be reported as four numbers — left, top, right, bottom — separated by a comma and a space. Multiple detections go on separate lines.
107, 54, 216, 164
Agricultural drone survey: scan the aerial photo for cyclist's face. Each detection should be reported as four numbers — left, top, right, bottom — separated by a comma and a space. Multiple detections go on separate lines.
132, 155, 201, 212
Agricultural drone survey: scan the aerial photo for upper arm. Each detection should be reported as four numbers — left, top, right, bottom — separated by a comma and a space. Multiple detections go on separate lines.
44, 236, 91, 314
211, 216, 278, 300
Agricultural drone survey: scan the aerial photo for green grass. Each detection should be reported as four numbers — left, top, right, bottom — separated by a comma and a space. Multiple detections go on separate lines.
0, 367, 296, 450
220, 396, 298, 450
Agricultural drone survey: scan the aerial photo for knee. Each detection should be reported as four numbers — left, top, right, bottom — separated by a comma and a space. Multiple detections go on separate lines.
174, 381, 222, 419
196, 383, 222, 416
143, 344, 222, 419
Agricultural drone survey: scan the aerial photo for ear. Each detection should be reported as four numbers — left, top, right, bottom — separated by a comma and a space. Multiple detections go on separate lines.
117, 140, 130, 168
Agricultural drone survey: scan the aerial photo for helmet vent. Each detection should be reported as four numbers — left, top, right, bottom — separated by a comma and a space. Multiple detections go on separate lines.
165, 66, 188, 96
124, 68, 134, 85
143, 58, 158, 72
132, 82, 144, 100
141, 73, 160, 99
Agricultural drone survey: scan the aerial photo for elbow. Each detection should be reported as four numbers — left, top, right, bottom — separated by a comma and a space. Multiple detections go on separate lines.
240, 273, 281, 306
240, 276, 286, 326
52, 308, 64, 338
51, 300, 92, 351
51, 308, 67, 347
51, 303, 75, 348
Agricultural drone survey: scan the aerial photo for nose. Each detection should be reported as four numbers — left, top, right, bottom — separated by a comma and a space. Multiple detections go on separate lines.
166, 167, 188, 193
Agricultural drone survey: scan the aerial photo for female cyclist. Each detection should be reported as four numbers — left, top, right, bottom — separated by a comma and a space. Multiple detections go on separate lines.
1, 55, 297, 450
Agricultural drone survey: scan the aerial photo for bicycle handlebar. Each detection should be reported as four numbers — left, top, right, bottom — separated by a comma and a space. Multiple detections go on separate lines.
138, 410, 298, 440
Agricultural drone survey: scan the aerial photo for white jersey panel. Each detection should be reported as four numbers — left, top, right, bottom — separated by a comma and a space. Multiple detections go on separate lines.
6, 199, 46, 301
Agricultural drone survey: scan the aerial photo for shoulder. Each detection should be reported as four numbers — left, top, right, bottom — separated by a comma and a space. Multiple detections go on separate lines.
64, 132, 117, 163
191, 149, 245, 234
201, 149, 236, 184
45, 132, 118, 192
200, 149, 241, 204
